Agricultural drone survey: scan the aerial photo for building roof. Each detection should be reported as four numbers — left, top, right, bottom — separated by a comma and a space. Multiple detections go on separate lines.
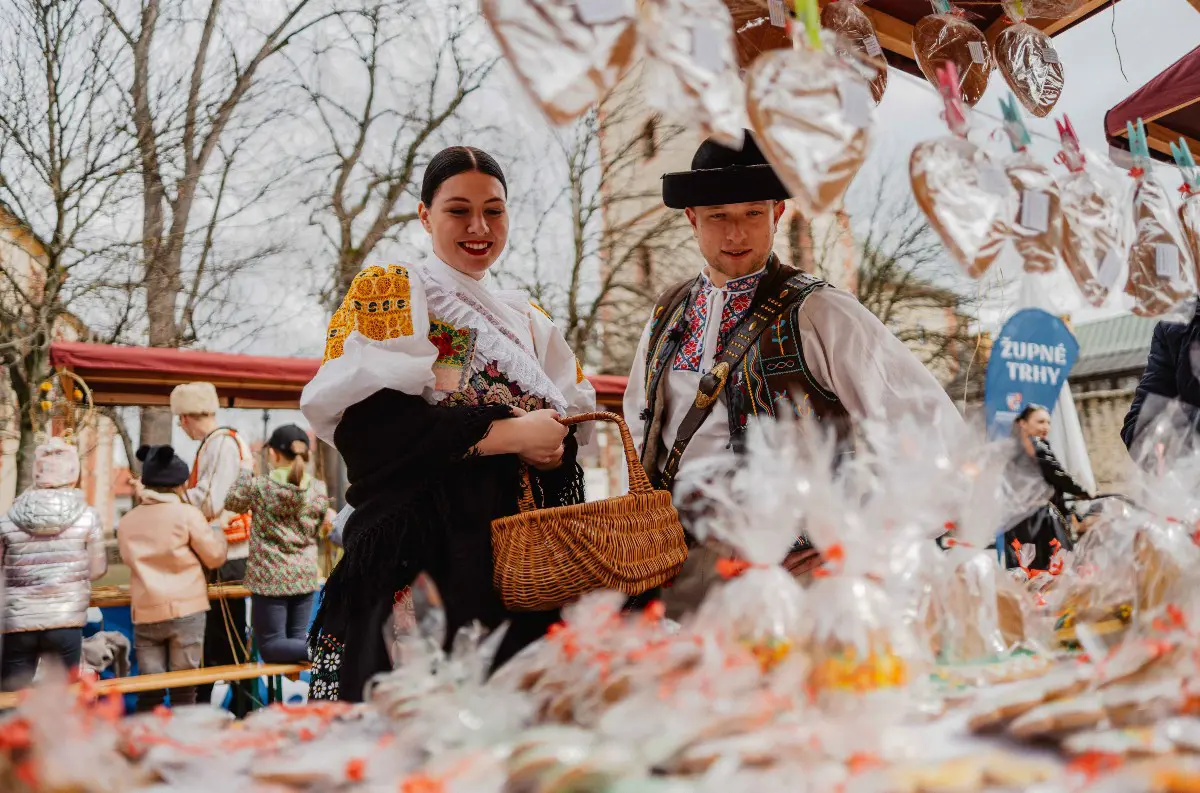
1070, 314, 1161, 380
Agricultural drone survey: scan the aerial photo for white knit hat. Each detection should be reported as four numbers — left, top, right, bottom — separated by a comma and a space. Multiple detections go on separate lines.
170, 382, 219, 416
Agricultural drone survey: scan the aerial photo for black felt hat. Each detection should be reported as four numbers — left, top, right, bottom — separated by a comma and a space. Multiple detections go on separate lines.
136, 444, 190, 488
661, 131, 791, 210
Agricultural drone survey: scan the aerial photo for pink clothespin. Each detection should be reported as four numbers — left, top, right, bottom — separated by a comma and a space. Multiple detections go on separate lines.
1054, 115, 1086, 173
936, 62, 969, 138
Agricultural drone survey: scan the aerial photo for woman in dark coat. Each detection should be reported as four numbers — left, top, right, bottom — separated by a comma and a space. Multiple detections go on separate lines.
1122, 306, 1200, 452
1002, 404, 1094, 571
299, 147, 599, 701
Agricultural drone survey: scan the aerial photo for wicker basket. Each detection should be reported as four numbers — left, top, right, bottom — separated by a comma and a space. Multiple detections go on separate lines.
492, 411, 687, 612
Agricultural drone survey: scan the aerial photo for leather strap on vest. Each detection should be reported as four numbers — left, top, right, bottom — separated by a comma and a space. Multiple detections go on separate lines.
659, 262, 809, 490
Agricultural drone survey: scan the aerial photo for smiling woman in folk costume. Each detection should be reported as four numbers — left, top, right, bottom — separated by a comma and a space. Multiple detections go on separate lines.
300, 146, 596, 702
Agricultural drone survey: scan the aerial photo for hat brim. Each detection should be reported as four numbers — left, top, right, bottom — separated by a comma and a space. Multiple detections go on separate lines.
661, 164, 791, 210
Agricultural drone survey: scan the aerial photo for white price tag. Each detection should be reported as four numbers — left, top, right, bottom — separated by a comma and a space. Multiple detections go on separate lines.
768, 0, 788, 27
1097, 249, 1123, 288
1020, 190, 1050, 232
862, 34, 883, 57
838, 77, 873, 129
691, 22, 724, 72
978, 163, 1010, 197
1156, 243, 1181, 280
574, 0, 631, 25
967, 40, 986, 65
1042, 46, 1060, 64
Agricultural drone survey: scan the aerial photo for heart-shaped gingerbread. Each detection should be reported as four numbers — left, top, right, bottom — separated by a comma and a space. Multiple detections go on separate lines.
1181, 193, 1200, 283
911, 137, 1017, 278
481, 0, 639, 125
1125, 174, 1197, 317
995, 22, 1064, 118
913, 13, 992, 107
820, 0, 888, 104
746, 40, 873, 217
1058, 170, 1128, 307
1006, 152, 1062, 274
639, 0, 747, 145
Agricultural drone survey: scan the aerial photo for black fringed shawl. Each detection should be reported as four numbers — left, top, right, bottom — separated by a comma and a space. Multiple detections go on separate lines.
309, 388, 585, 701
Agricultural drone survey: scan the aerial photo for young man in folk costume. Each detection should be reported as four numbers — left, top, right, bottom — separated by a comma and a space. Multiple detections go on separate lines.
624, 132, 963, 618
166, 382, 255, 709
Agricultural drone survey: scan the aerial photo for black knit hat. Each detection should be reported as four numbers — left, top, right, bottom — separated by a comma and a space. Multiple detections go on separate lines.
661, 131, 791, 210
267, 424, 310, 457
136, 444, 190, 488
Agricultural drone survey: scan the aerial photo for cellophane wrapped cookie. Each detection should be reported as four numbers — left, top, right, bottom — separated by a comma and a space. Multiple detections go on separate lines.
912, 3, 992, 107
746, 26, 875, 217
1055, 121, 1131, 306
994, 10, 1064, 118
911, 63, 1017, 278
1124, 168, 1197, 317
638, 0, 747, 145
999, 100, 1062, 273
820, 0, 888, 103
675, 414, 816, 671
1182, 191, 1200, 279
481, 0, 639, 125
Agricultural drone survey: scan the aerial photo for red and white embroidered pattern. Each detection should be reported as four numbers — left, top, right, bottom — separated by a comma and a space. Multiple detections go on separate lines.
672, 270, 766, 372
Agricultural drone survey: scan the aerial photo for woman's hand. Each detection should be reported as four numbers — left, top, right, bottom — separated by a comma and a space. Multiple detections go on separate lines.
783, 549, 822, 577
514, 409, 567, 468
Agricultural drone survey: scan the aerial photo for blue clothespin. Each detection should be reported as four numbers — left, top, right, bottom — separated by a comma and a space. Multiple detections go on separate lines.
1126, 118, 1150, 171
1171, 137, 1200, 195
1000, 94, 1031, 152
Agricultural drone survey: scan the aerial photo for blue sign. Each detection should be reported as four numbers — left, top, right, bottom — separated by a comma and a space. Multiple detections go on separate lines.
984, 309, 1079, 438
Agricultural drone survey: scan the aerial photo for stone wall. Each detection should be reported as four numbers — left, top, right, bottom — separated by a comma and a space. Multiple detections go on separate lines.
1074, 387, 1135, 493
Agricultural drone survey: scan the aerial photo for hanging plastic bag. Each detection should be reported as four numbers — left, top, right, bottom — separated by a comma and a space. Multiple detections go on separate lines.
746, 5, 876, 218
1054, 117, 1131, 307
638, 0, 748, 145
820, 0, 888, 103
1000, 95, 1062, 274
994, 2, 1064, 118
912, 62, 1017, 278
1173, 139, 1200, 282
481, 0, 640, 125
1002, 0, 1087, 18
1122, 121, 1197, 317
912, 1, 992, 107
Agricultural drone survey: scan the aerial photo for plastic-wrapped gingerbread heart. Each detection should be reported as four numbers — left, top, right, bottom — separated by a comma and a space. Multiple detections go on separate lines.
911, 63, 1016, 279
746, 30, 875, 217
997, 97, 1060, 274
1126, 173, 1196, 318
481, 0, 639, 125
639, 0, 747, 145
913, 8, 992, 107
820, 0, 888, 103
995, 21, 1064, 118
1182, 193, 1200, 281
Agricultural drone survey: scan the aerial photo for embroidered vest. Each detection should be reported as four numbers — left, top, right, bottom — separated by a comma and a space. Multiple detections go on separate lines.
639, 259, 852, 483
190, 427, 254, 543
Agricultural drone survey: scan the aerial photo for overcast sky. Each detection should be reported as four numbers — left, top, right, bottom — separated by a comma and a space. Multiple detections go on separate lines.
153, 0, 1200, 455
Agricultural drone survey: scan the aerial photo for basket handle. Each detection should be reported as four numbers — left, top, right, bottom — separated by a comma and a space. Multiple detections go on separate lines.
514, 411, 655, 513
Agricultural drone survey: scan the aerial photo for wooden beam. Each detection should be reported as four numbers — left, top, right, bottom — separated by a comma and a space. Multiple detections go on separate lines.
986, 0, 1117, 42
1187, 0, 1200, 13
1142, 95, 1200, 127
1113, 121, 1200, 160
860, 5, 914, 60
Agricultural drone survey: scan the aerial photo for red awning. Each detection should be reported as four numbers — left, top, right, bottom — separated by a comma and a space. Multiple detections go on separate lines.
1106, 44, 1200, 162
49, 342, 627, 410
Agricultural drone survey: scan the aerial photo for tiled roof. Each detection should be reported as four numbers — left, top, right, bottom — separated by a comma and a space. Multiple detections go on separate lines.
1071, 314, 1162, 379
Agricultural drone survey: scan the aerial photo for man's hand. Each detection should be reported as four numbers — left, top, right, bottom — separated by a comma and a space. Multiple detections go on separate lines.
782, 548, 822, 577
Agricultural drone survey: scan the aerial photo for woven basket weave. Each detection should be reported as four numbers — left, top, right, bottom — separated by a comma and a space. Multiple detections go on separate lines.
492, 411, 687, 612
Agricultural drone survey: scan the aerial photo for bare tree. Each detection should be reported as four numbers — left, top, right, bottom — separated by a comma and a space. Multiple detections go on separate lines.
0, 0, 131, 492
807, 171, 981, 386
98, 0, 344, 444
297, 0, 499, 309
509, 76, 694, 373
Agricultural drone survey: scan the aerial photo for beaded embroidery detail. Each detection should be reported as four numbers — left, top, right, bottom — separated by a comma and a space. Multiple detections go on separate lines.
672, 269, 765, 372
323, 265, 414, 363
429, 319, 477, 392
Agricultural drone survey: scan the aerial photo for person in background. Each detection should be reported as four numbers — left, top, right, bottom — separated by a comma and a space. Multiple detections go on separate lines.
0, 438, 107, 691
1121, 306, 1200, 451
224, 424, 332, 664
1002, 404, 1093, 571
118, 445, 227, 711
160, 381, 254, 705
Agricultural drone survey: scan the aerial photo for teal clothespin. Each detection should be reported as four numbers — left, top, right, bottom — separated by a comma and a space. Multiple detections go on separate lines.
1171, 137, 1200, 194
931, 0, 953, 13
1126, 118, 1150, 170
1000, 94, 1031, 152
793, 0, 821, 50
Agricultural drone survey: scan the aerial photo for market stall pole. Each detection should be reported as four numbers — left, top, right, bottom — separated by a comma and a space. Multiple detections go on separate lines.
1105, 42, 1200, 161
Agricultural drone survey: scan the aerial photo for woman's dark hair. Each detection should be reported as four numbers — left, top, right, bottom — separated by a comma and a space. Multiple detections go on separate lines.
420, 146, 507, 206
1015, 403, 1049, 424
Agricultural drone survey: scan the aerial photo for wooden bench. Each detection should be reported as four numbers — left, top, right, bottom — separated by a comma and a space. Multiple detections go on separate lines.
89, 583, 251, 609
0, 662, 309, 711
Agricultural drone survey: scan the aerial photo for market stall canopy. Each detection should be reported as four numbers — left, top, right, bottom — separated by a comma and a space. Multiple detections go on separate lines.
1105, 43, 1200, 162
729, 0, 1125, 73
48, 342, 628, 411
